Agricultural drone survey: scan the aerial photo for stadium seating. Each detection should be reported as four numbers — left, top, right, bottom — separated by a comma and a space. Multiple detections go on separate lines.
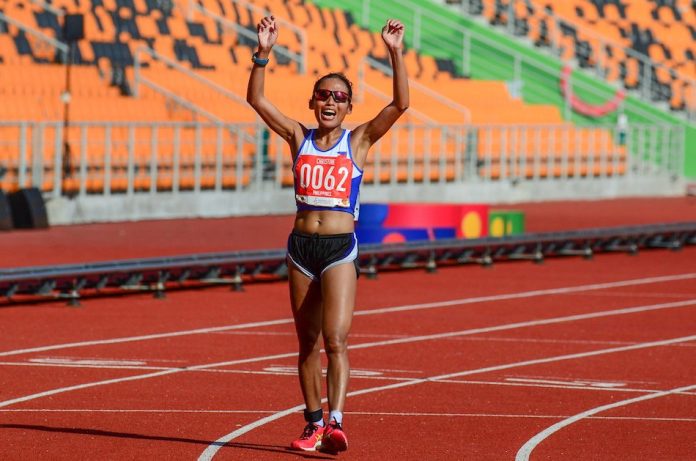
0, 0, 627, 194
489, 0, 696, 113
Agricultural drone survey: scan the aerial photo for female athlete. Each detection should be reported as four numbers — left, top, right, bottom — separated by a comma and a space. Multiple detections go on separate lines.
247, 15, 409, 453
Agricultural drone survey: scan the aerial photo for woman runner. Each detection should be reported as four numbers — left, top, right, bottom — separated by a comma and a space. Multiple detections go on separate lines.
247, 15, 409, 453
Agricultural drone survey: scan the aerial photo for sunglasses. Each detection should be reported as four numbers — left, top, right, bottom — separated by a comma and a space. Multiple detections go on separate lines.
313, 89, 351, 103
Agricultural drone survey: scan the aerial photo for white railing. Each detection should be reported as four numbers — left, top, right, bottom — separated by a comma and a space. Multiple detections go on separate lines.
446, 0, 696, 122
0, 11, 69, 62
0, 121, 259, 198
0, 120, 684, 196
29, 0, 64, 17
0, 120, 684, 223
132, 45, 250, 119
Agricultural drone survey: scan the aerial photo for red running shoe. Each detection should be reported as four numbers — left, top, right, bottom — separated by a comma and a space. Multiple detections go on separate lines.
319, 421, 348, 453
290, 422, 325, 451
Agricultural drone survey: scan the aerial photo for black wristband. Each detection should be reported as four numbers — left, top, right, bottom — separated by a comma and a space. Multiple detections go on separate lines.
252, 52, 269, 66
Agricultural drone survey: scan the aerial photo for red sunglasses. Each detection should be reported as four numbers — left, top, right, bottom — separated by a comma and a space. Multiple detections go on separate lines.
313, 89, 351, 103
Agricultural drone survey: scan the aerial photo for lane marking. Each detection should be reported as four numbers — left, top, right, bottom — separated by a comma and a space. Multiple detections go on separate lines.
198, 333, 696, 460
2, 273, 694, 358
3, 409, 695, 423
347, 299, 696, 352
262, 366, 384, 377
5, 359, 696, 396
0, 319, 295, 358
418, 378, 696, 396
515, 382, 696, 460
0, 409, 277, 414
355, 273, 696, 316
505, 377, 626, 389
457, 336, 696, 347
2, 298, 696, 410
577, 291, 696, 299
29, 358, 147, 367
348, 411, 696, 423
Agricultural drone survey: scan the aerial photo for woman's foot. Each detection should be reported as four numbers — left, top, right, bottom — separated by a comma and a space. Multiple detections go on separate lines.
290, 422, 325, 451
319, 420, 348, 453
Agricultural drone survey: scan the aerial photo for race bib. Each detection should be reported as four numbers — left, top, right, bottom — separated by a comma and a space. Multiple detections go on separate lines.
295, 154, 353, 208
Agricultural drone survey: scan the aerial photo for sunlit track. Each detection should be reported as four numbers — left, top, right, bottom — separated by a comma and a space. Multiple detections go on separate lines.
2, 238, 695, 459
2, 295, 695, 409
4, 409, 696, 424
515, 382, 696, 461
1, 273, 694, 358
198, 333, 696, 460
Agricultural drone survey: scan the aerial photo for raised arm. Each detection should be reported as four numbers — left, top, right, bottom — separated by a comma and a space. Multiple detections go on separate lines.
352, 19, 410, 165
246, 16, 304, 146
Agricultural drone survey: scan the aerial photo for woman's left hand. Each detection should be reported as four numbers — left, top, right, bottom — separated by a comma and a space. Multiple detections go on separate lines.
381, 19, 405, 51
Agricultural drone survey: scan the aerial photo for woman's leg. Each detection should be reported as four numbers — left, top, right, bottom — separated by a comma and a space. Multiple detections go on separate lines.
288, 261, 324, 415
320, 262, 357, 415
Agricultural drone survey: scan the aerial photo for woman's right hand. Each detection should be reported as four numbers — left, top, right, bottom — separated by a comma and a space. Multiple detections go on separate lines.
257, 16, 278, 52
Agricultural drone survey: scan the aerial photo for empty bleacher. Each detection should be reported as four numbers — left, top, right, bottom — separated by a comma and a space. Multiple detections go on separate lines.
0, 0, 633, 196
471, 0, 696, 114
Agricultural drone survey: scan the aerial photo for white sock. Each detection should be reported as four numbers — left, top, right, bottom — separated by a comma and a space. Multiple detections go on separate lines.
329, 410, 343, 425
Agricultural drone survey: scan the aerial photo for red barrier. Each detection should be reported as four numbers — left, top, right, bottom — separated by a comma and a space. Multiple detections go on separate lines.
382, 203, 489, 238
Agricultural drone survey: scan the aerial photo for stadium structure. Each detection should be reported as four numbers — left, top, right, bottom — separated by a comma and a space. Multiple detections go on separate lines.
0, 0, 694, 225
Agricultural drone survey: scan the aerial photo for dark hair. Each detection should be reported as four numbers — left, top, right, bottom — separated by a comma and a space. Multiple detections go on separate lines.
312, 72, 353, 100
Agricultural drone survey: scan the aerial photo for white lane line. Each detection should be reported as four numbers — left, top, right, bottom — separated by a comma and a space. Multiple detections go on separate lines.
355, 273, 696, 316
578, 291, 696, 299
457, 336, 696, 347
350, 411, 696, 423
5, 359, 696, 396
0, 409, 277, 414
515, 382, 696, 461
505, 377, 626, 388
2, 298, 696, 410
3, 408, 696, 424
2, 273, 694, 358
0, 318, 294, 358
419, 378, 696, 396
347, 299, 696, 352
198, 333, 696, 460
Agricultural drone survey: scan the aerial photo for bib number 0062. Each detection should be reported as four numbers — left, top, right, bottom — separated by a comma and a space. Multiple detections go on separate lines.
299, 164, 350, 193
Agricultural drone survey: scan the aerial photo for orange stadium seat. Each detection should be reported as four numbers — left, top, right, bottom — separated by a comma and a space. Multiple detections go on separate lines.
513, 0, 695, 116
0, 0, 629, 193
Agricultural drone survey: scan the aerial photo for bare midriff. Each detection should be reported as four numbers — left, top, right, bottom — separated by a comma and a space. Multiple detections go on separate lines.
294, 209, 355, 235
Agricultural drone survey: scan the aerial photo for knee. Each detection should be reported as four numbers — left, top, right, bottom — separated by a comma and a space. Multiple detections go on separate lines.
298, 332, 322, 356
323, 333, 348, 355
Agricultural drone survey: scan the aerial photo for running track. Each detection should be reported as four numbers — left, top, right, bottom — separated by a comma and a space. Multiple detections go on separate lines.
1, 198, 695, 460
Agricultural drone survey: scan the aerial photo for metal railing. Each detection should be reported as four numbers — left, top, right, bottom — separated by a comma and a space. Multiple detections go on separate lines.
0, 11, 69, 63
447, 0, 696, 122
2, 222, 694, 304
132, 46, 252, 121
0, 120, 684, 197
29, 0, 65, 17
0, 121, 258, 198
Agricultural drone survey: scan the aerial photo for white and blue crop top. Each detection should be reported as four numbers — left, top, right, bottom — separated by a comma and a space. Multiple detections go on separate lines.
293, 129, 363, 219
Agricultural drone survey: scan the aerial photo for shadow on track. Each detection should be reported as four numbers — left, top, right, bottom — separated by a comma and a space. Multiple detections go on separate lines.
1, 424, 335, 458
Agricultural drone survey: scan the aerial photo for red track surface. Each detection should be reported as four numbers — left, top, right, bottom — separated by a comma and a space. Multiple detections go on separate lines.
1, 197, 695, 267
1, 198, 695, 460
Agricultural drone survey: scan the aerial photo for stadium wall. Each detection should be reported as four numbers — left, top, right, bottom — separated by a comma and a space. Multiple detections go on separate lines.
44, 177, 685, 225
